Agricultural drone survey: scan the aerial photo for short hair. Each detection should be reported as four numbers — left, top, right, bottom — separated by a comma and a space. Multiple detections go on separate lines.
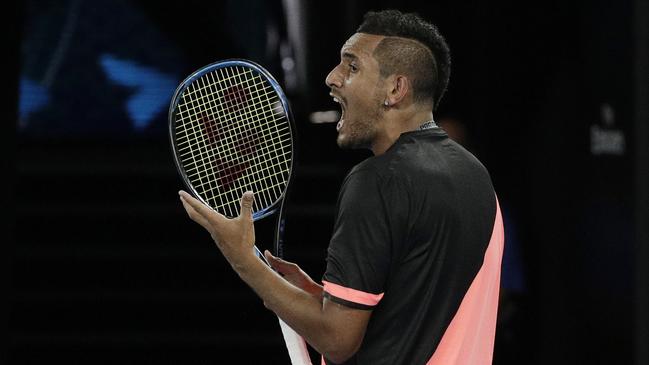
357, 10, 451, 110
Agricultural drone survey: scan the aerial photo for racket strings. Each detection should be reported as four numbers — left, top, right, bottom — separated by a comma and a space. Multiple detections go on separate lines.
176, 74, 278, 138
178, 127, 290, 167
185, 150, 292, 195
176, 103, 290, 182
176, 94, 288, 164
181, 131, 291, 181
174, 65, 292, 217
179, 70, 259, 214
176, 72, 275, 154
180, 70, 284, 157
190, 155, 292, 204
206, 66, 289, 211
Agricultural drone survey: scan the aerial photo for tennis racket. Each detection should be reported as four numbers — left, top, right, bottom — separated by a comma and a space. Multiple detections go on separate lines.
169, 59, 312, 365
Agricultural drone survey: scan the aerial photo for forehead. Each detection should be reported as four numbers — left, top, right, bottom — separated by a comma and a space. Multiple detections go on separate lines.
340, 33, 385, 59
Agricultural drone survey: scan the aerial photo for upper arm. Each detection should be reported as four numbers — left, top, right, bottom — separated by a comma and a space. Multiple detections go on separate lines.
324, 168, 395, 295
320, 167, 400, 362
321, 296, 372, 364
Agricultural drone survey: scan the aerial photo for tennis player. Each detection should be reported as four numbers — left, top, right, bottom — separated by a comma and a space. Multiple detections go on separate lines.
179, 9, 504, 365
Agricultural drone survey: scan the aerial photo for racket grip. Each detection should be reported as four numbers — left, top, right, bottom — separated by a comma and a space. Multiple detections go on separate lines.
256, 246, 311, 364
278, 317, 313, 365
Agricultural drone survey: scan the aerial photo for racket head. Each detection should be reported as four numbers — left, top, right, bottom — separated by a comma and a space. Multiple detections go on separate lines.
169, 59, 295, 221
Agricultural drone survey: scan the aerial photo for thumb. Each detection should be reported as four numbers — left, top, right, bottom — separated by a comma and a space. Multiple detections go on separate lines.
264, 250, 280, 267
264, 250, 288, 272
239, 191, 255, 220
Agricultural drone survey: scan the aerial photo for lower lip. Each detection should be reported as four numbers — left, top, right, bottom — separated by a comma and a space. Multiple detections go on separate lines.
336, 119, 343, 132
336, 106, 345, 132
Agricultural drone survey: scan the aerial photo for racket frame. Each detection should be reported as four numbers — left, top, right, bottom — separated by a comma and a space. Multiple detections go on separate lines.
169, 60, 310, 364
168, 59, 296, 223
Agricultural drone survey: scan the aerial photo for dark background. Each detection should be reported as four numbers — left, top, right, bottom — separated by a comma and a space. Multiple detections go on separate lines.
4, 0, 648, 364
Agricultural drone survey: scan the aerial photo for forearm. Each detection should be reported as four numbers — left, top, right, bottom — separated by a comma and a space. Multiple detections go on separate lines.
178, 191, 360, 361
235, 256, 339, 358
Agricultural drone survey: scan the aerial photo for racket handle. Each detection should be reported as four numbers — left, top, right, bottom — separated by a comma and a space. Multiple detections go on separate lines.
278, 317, 313, 365
255, 246, 311, 364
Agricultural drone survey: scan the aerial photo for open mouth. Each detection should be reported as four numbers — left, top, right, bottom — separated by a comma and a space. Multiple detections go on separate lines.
331, 93, 346, 131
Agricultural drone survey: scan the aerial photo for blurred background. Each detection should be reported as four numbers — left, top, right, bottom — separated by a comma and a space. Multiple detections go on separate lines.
3, 0, 648, 364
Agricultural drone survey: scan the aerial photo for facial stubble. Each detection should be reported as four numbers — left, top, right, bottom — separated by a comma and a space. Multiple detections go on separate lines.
336, 87, 385, 150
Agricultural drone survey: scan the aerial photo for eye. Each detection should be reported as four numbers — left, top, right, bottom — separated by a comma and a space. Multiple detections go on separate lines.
349, 63, 358, 73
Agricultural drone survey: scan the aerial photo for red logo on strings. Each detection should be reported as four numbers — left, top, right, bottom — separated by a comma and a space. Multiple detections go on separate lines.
223, 86, 249, 113
200, 112, 260, 189
200, 112, 222, 145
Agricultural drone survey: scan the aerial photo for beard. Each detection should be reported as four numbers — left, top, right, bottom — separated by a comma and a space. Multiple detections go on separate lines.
336, 118, 376, 149
336, 93, 384, 150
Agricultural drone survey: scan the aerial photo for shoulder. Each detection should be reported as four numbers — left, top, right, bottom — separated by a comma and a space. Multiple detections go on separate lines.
345, 146, 408, 181
341, 156, 402, 195
335, 156, 411, 220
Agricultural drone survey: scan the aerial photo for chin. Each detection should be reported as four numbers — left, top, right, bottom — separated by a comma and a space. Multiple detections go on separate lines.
336, 134, 352, 149
337, 133, 371, 150
336, 115, 376, 150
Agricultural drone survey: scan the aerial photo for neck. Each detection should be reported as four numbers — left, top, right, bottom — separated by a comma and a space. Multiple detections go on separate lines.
370, 108, 434, 155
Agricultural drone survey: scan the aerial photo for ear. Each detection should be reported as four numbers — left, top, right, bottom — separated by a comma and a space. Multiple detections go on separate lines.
384, 75, 410, 107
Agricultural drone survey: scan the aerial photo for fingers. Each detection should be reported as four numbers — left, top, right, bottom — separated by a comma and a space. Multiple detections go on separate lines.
264, 250, 285, 272
239, 191, 255, 221
178, 191, 211, 216
264, 250, 296, 273
178, 190, 226, 224
180, 190, 254, 224
179, 194, 211, 229
264, 250, 279, 267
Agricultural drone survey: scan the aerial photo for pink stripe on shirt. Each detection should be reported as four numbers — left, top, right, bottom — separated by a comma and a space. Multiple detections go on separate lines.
322, 280, 384, 307
426, 197, 505, 365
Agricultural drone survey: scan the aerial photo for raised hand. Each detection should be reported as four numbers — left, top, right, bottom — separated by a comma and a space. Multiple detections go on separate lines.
179, 190, 257, 271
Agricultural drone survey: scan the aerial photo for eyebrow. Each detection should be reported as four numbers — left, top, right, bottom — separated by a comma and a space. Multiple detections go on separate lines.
342, 51, 359, 61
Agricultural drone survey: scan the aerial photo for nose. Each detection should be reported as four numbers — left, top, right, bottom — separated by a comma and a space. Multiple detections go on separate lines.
325, 65, 343, 89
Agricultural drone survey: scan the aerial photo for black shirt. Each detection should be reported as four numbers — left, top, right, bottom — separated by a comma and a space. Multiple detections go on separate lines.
322, 127, 503, 365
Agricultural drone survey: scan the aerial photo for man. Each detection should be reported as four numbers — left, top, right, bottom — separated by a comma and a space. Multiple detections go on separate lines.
179, 9, 504, 365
